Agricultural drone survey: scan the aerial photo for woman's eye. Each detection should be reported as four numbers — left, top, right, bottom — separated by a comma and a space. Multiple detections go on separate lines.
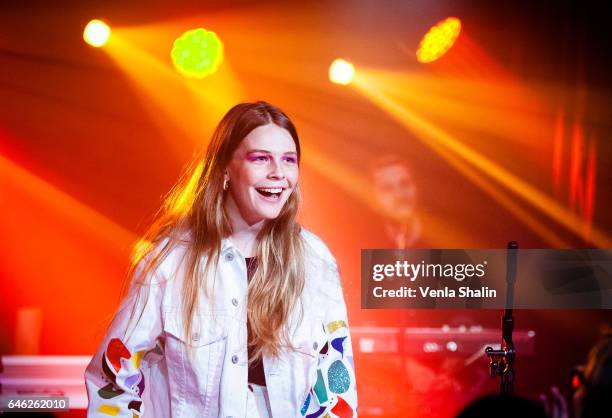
283, 156, 298, 164
249, 155, 269, 162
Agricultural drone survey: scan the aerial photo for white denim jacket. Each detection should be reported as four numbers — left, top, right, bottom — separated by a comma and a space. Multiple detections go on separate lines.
84, 228, 357, 418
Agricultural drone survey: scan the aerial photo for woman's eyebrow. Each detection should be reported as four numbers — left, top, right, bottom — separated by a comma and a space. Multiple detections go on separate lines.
247, 149, 297, 155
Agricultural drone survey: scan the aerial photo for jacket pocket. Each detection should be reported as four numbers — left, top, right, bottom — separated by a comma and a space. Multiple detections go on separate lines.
163, 309, 226, 347
162, 309, 227, 416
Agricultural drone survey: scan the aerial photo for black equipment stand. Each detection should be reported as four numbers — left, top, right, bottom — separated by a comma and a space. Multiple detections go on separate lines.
485, 241, 518, 396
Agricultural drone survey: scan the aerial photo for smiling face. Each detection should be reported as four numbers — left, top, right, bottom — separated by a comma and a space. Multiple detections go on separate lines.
226, 123, 299, 225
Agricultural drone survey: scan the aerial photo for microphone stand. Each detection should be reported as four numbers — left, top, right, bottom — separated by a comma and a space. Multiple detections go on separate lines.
485, 241, 518, 396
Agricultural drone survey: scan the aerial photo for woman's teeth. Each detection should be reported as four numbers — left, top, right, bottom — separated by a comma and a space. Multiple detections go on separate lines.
256, 187, 283, 198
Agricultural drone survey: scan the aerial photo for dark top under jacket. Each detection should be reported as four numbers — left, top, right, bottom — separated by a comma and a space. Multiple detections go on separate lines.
245, 257, 266, 386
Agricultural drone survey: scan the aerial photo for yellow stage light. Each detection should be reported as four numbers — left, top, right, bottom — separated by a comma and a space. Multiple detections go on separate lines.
329, 58, 355, 85
171, 28, 223, 79
416, 17, 461, 63
83, 19, 111, 48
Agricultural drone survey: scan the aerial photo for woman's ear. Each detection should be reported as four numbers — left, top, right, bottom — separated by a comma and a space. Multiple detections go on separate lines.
223, 171, 229, 191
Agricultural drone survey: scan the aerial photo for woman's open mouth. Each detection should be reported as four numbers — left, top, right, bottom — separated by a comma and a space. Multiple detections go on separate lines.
255, 187, 285, 202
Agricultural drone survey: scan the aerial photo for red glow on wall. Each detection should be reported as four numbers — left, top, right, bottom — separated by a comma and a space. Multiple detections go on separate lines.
0, 147, 135, 355
552, 111, 564, 195
568, 122, 596, 239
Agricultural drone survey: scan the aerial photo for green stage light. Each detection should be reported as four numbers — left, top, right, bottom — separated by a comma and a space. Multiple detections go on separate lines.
171, 28, 223, 79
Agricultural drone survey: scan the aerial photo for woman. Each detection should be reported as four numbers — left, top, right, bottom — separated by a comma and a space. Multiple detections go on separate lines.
85, 101, 357, 418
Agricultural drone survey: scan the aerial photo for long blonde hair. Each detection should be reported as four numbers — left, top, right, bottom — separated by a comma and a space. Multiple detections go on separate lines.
123, 101, 305, 362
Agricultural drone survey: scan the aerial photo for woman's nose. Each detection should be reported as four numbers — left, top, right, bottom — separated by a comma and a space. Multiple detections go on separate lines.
267, 159, 285, 179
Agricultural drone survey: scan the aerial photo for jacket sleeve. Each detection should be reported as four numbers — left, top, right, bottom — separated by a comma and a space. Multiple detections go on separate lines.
301, 255, 358, 418
84, 260, 166, 417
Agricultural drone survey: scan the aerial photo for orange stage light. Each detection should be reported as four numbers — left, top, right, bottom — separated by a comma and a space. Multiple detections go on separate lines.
416, 17, 461, 63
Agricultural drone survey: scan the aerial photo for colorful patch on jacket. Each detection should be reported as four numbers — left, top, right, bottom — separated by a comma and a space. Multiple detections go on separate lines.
97, 383, 124, 399
301, 393, 311, 416
328, 360, 350, 394
106, 338, 131, 373
128, 400, 142, 413
319, 341, 329, 355
330, 336, 346, 357
326, 320, 346, 334
97, 404, 120, 416
306, 405, 326, 418
98, 338, 147, 416
313, 369, 328, 404
331, 396, 352, 418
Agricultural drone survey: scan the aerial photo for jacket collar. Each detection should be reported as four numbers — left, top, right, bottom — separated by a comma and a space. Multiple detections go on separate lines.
220, 237, 248, 259
220, 237, 234, 253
